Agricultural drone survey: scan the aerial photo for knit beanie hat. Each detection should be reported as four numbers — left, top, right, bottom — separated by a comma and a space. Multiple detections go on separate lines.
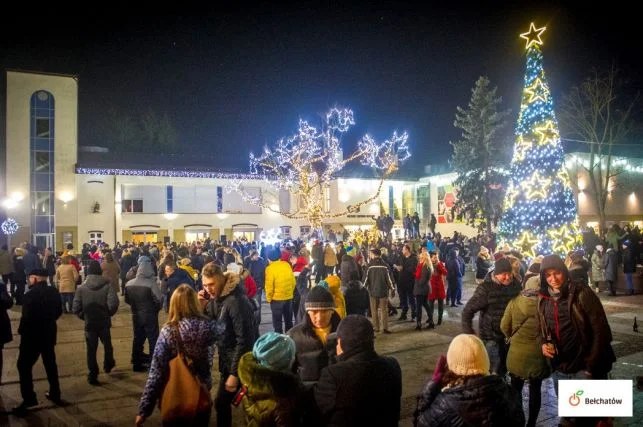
446, 334, 490, 376
305, 285, 335, 311
337, 315, 375, 353
252, 332, 296, 372
267, 246, 281, 262
493, 258, 513, 276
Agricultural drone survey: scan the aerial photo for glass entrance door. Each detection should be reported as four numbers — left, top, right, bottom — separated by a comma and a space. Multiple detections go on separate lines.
33, 233, 53, 250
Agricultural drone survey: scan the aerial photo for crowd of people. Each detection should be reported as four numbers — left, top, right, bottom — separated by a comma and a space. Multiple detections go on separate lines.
0, 222, 632, 426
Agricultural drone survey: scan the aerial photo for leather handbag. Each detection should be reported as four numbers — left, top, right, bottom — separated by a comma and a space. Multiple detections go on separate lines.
160, 325, 212, 423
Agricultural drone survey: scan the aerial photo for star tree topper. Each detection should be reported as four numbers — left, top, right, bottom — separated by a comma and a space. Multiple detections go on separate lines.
520, 22, 546, 49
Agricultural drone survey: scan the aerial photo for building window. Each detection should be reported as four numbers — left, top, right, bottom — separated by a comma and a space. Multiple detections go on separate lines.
30, 91, 55, 246
300, 226, 311, 237
89, 232, 103, 245
122, 199, 143, 213
280, 226, 292, 239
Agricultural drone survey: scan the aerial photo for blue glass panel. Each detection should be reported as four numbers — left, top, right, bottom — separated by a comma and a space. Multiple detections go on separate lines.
35, 216, 53, 233
33, 173, 52, 191
166, 186, 173, 213
388, 186, 394, 217
217, 186, 223, 213
33, 138, 50, 150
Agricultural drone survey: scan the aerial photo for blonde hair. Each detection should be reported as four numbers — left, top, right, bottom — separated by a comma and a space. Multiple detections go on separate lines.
419, 250, 431, 264
167, 285, 205, 325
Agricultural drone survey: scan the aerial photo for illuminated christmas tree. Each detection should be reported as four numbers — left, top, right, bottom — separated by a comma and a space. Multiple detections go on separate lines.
498, 23, 582, 257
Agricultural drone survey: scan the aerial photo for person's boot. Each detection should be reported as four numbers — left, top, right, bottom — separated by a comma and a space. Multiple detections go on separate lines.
398, 309, 408, 321
437, 313, 443, 326
426, 321, 435, 329
415, 322, 422, 331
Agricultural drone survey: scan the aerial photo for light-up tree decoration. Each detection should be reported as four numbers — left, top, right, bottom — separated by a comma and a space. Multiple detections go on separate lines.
231, 108, 410, 231
498, 23, 582, 257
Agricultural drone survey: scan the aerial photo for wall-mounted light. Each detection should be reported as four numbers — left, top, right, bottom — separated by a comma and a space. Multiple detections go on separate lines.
629, 192, 637, 203
338, 192, 350, 203
60, 191, 73, 207
216, 213, 228, 220
10, 192, 24, 202
2, 198, 18, 209
164, 213, 178, 220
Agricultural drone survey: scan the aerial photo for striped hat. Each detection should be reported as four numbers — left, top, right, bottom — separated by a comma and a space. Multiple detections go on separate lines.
305, 286, 335, 311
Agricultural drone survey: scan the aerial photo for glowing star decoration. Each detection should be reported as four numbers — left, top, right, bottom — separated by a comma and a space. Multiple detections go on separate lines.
557, 168, 571, 186
503, 184, 519, 210
513, 135, 532, 162
521, 171, 552, 200
535, 121, 559, 146
1, 218, 19, 235
525, 78, 549, 104
515, 231, 539, 258
231, 107, 410, 231
520, 22, 546, 49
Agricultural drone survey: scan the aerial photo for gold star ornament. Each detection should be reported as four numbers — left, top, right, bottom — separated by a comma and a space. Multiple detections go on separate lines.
520, 22, 546, 50
515, 231, 540, 258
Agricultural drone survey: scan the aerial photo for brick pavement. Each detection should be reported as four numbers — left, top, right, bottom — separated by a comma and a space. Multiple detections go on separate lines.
0, 272, 641, 426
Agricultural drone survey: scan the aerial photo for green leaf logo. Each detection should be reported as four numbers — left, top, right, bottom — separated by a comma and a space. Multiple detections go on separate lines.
576, 390, 584, 396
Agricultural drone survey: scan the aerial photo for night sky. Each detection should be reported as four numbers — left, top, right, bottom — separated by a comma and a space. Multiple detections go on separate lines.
1, 5, 641, 175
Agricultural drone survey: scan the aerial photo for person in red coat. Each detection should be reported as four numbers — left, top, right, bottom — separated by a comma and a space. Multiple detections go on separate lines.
427, 251, 447, 328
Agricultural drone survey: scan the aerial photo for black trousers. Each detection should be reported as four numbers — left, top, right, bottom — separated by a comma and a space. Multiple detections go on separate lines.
131, 316, 159, 366
428, 299, 444, 325
215, 372, 238, 427
510, 375, 543, 427
18, 339, 61, 401
270, 300, 293, 333
398, 282, 416, 317
414, 294, 430, 325
86, 327, 115, 379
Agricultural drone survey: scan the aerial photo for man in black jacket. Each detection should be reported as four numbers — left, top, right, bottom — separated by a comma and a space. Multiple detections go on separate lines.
461, 258, 521, 376
314, 315, 402, 426
14, 269, 64, 415
363, 248, 395, 333
395, 244, 417, 321
199, 262, 257, 427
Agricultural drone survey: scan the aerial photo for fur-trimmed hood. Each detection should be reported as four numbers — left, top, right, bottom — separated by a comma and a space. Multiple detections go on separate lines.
220, 271, 241, 299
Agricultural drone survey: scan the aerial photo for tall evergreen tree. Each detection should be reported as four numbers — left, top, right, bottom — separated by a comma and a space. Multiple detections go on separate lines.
450, 76, 511, 234
498, 23, 582, 257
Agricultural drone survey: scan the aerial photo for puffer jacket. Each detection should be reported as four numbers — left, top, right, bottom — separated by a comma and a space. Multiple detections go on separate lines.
72, 274, 119, 331
204, 272, 257, 376
475, 256, 493, 280
265, 260, 295, 302
500, 285, 551, 380
590, 251, 605, 283
415, 375, 524, 427
363, 258, 394, 299
237, 352, 306, 427
124, 261, 162, 322
325, 275, 346, 319
462, 273, 521, 342
287, 311, 340, 387
56, 264, 79, 293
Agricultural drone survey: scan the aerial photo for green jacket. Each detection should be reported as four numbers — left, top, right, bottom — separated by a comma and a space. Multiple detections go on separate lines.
501, 291, 551, 380
238, 352, 305, 427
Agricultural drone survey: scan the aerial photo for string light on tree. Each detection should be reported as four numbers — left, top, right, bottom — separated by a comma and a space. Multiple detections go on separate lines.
231, 107, 410, 232
498, 23, 581, 257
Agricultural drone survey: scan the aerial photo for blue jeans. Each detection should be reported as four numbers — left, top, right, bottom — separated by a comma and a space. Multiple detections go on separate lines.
270, 300, 293, 333
625, 273, 634, 293
551, 370, 608, 395
61, 292, 74, 313
484, 339, 508, 376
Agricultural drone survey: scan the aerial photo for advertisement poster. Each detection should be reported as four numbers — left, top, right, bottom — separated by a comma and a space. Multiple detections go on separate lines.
437, 184, 462, 224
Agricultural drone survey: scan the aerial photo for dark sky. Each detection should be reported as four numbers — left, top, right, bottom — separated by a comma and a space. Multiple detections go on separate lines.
1, 4, 641, 174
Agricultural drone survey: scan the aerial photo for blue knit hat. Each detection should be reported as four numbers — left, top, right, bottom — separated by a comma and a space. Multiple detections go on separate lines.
317, 280, 329, 290
252, 332, 296, 372
267, 246, 282, 262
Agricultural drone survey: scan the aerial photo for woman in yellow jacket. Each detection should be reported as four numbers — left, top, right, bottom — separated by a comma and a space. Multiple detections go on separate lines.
265, 247, 296, 333
178, 258, 199, 282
